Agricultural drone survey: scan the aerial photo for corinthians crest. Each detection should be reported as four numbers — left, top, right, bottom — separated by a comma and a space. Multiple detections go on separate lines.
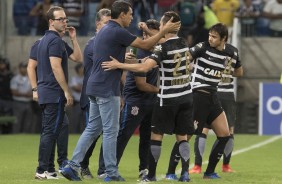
131, 106, 139, 116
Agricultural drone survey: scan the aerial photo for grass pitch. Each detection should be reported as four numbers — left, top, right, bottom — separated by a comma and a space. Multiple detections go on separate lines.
0, 134, 281, 184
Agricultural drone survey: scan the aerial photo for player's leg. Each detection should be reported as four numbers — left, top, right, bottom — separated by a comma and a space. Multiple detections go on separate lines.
138, 107, 153, 178
220, 97, 236, 172
204, 110, 230, 179
190, 127, 209, 174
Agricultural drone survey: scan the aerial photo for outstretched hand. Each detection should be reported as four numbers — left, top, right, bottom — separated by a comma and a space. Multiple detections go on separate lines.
162, 17, 181, 33
101, 56, 120, 71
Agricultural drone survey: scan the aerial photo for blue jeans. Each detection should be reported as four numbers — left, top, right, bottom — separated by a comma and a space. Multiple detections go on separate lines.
70, 95, 120, 177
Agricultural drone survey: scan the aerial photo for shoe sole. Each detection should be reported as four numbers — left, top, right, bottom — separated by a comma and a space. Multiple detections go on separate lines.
35, 175, 46, 180
61, 170, 81, 181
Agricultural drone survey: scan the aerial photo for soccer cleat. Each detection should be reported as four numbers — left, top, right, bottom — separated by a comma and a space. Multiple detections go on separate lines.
203, 172, 220, 179
60, 165, 81, 181
222, 164, 234, 172
189, 165, 202, 174
139, 169, 149, 178
104, 175, 125, 182
81, 167, 94, 179
179, 171, 190, 182
35, 171, 59, 180
58, 160, 69, 173
141, 175, 157, 182
165, 173, 178, 180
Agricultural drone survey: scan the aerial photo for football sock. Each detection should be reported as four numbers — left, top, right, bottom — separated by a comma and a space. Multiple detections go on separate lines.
205, 136, 229, 174
194, 133, 207, 166
166, 142, 180, 174
178, 140, 190, 175
148, 140, 162, 178
223, 134, 234, 165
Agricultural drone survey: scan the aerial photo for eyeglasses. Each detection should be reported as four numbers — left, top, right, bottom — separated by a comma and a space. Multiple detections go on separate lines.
52, 17, 69, 23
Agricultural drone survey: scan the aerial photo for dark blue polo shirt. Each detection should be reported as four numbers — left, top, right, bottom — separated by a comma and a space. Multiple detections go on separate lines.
123, 49, 158, 105
80, 36, 95, 109
29, 39, 41, 60
36, 30, 73, 104
86, 20, 137, 98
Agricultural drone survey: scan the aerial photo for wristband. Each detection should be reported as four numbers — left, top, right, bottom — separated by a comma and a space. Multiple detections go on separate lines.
32, 87, 37, 92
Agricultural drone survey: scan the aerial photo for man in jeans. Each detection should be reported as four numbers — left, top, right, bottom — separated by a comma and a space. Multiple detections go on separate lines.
61, 0, 180, 182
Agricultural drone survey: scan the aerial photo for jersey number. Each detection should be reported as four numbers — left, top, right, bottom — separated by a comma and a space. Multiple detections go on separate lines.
173, 51, 190, 77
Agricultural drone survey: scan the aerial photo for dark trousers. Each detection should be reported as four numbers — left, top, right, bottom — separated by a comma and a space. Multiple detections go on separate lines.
98, 103, 153, 172
36, 101, 65, 173
56, 115, 69, 166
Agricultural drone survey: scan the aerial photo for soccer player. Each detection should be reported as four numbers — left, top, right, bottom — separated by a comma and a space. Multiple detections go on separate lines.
188, 23, 243, 179
101, 11, 194, 182
60, 0, 180, 182
97, 19, 160, 178
30, 6, 82, 179
189, 75, 241, 174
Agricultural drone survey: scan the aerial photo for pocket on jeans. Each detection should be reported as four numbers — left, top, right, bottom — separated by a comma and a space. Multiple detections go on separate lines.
96, 96, 111, 105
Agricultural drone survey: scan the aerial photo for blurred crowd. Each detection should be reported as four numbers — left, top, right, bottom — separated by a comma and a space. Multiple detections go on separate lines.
12, 0, 282, 38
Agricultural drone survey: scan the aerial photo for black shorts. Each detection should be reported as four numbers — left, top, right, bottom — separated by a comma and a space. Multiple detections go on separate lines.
193, 91, 223, 134
151, 95, 194, 135
203, 92, 236, 129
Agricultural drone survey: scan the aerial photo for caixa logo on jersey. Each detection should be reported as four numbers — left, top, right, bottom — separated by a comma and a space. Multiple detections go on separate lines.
259, 83, 282, 135
204, 68, 221, 78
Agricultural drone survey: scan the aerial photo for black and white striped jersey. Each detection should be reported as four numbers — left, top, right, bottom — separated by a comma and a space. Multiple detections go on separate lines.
190, 42, 241, 92
149, 36, 192, 106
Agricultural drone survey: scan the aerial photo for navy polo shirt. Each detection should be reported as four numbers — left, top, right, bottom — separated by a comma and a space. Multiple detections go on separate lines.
80, 36, 95, 109
123, 48, 158, 105
29, 39, 41, 60
36, 30, 73, 104
86, 20, 137, 98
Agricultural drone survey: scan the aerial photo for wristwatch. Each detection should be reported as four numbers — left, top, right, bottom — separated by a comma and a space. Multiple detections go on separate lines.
32, 87, 38, 92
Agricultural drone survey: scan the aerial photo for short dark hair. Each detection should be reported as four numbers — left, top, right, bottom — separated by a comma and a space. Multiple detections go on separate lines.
209, 23, 229, 42
96, 8, 111, 22
146, 19, 160, 30
46, 6, 64, 22
111, 0, 131, 19
162, 11, 180, 24
161, 11, 180, 34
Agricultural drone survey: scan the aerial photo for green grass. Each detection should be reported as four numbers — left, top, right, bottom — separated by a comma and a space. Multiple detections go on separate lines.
0, 134, 281, 183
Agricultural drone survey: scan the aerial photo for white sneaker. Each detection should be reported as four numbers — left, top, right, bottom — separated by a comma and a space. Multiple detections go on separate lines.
139, 169, 149, 178
35, 171, 59, 180
97, 173, 107, 179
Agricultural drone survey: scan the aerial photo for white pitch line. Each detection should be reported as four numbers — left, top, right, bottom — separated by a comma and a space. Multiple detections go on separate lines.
160, 136, 281, 178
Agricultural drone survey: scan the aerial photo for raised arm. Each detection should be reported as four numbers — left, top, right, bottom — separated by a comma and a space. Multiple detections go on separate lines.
67, 27, 83, 63
131, 18, 180, 50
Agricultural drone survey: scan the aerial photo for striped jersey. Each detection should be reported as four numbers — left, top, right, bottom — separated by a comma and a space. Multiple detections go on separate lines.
190, 42, 241, 92
149, 36, 192, 106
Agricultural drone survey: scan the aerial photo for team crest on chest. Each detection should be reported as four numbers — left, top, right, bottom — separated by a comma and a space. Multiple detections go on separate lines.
131, 106, 139, 116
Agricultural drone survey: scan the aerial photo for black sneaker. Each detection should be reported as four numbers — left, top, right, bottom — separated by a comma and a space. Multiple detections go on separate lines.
81, 167, 94, 179
142, 175, 156, 182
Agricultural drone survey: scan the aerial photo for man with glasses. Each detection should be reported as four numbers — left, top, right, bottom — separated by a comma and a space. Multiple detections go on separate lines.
33, 6, 82, 180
